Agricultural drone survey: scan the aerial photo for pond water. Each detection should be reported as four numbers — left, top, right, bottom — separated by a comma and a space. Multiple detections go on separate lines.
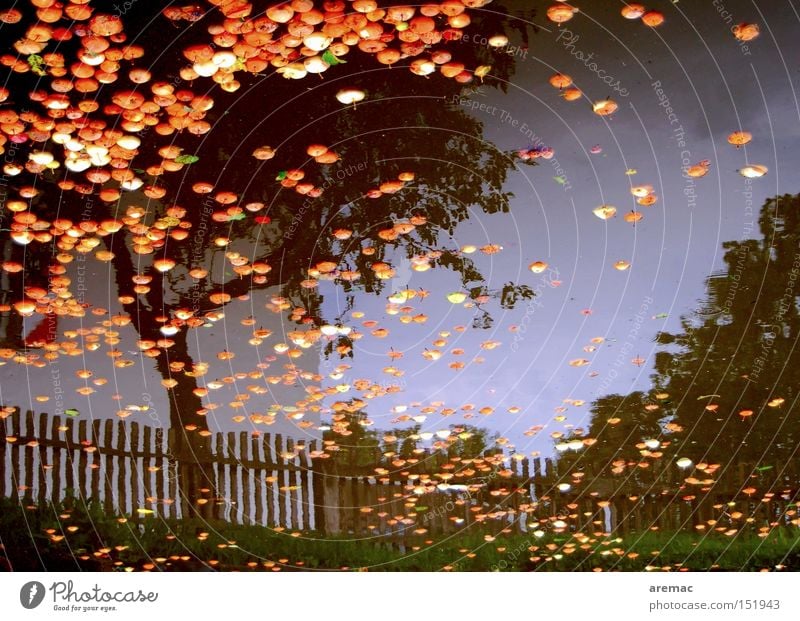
1, 0, 799, 571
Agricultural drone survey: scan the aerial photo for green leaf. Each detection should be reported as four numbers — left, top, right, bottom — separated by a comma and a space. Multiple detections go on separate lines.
229, 212, 246, 221
553, 176, 567, 185
27, 54, 46, 77
65, 408, 80, 417
756, 465, 773, 471
275, 170, 287, 181
322, 49, 346, 66
175, 154, 200, 164
653, 312, 668, 319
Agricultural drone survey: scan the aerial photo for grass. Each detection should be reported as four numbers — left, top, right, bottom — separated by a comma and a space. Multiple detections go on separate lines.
1, 496, 799, 571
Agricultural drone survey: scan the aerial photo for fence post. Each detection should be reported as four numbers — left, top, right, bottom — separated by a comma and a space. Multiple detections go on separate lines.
23, 411, 35, 503
50, 415, 62, 507
252, 434, 264, 526
310, 441, 326, 533
76, 419, 88, 505
37, 412, 49, 506
0, 410, 7, 498
102, 420, 114, 513
130, 421, 140, 515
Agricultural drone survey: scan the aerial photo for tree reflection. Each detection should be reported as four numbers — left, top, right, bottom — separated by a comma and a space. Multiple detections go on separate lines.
557, 194, 800, 496
104, 6, 537, 450
2, 3, 538, 508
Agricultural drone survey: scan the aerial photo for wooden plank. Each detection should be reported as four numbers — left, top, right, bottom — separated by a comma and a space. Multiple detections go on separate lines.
264, 434, 275, 527
50, 416, 62, 506
252, 436, 264, 526
37, 412, 48, 506
130, 422, 140, 515
0, 411, 7, 498
286, 438, 297, 529
340, 476, 351, 534
22, 411, 35, 501
116, 421, 127, 516
351, 476, 361, 535
142, 425, 152, 513
298, 443, 311, 530
166, 428, 177, 518
76, 419, 88, 503
10, 410, 23, 498
166, 429, 176, 520
102, 420, 114, 512
214, 432, 226, 521
90, 419, 101, 503
240, 431, 252, 525
309, 440, 324, 531
532, 457, 542, 499
156, 427, 169, 518
275, 434, 287, 528
227, 431, 239, 523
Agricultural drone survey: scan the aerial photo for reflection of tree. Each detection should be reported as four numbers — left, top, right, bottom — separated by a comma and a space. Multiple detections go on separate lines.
446, 424, 493, 459
652, 194, 800, 467
555, 392, 663, 483
3, 4, 540, 509
98, 7, 537, 469
322, 406, 380, 471
558, 194, 800, 488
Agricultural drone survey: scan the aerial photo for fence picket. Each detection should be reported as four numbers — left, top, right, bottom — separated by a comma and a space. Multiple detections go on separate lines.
252, 436, 264, 526
90, 420, 101, 504
241, 431, 252, 525
76, 419, 88, 503
275, 434, 287, 528
102, 420, 114, 512
227, 431, 239, 523
142, 425, 153, 514
50, 415, 62, 506
37, 412, 48, 506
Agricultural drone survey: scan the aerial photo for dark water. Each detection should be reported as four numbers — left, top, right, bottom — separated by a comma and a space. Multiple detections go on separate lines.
0, 0, 799, 570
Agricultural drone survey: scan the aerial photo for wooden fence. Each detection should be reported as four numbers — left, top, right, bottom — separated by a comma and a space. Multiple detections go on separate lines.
2, 410, 799, 539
